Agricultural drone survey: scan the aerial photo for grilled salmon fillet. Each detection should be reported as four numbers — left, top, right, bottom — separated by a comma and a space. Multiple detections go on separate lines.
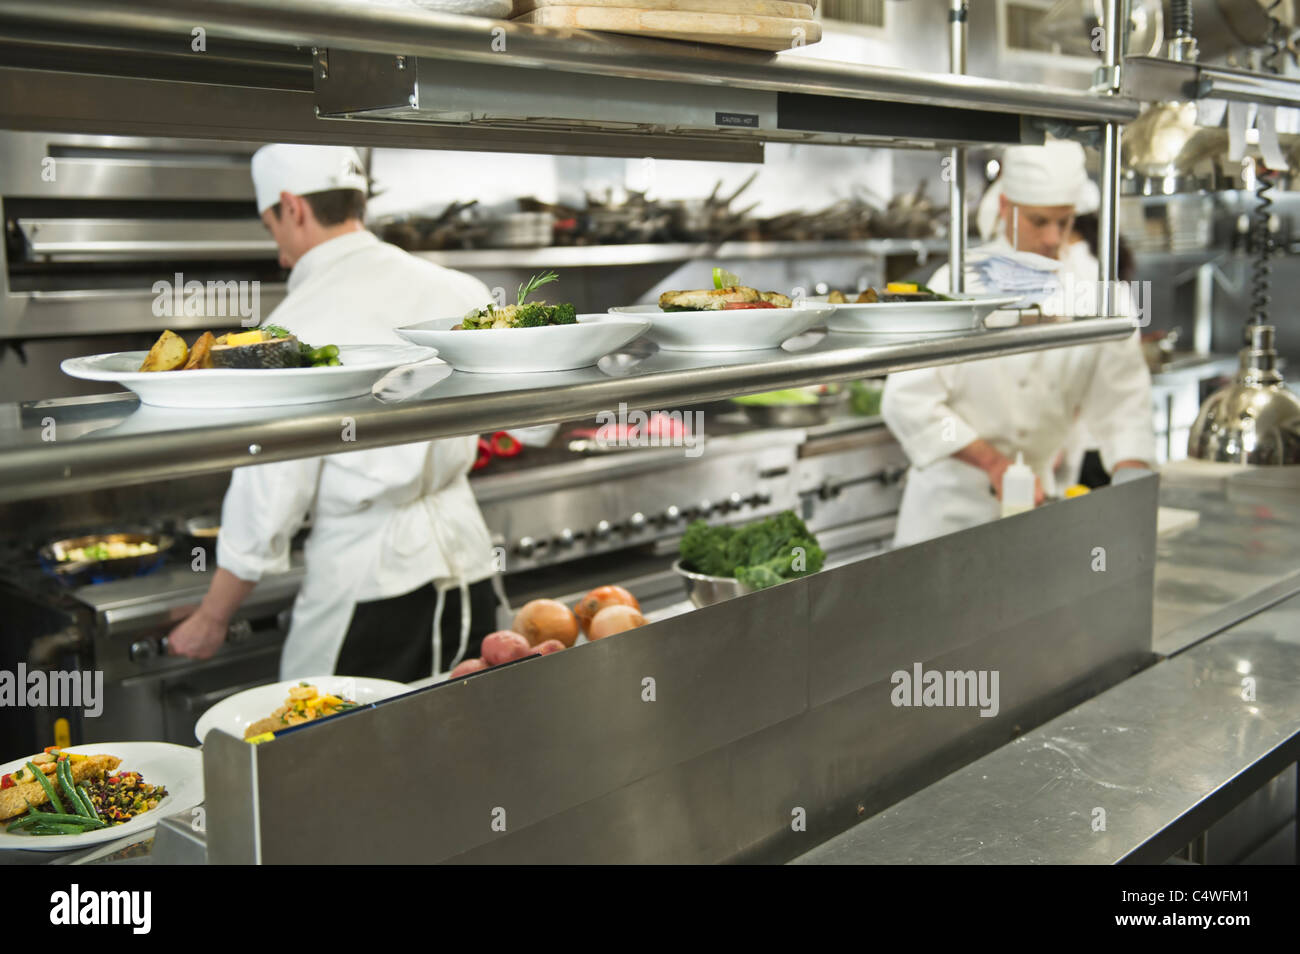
0, 755, 122, 821
658, 286, 761, 311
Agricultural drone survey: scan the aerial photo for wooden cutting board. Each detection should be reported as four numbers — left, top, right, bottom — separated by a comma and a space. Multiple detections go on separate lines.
513, 5, 822, 50
515, 0, 815, 17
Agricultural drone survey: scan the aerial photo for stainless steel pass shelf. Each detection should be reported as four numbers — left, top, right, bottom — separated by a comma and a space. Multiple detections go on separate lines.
1123, 56, 1300, 110
0, 319, 1134, 504
415, 239, 949, 270
0, 0, 1138, 153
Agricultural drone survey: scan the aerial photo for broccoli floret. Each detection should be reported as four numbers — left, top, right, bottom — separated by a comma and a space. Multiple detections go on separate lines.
510, 302, 577, 328
679, 519, 736, 577
510, 303, 547, 328
735, 560, 786, 590
548, 302, 577, 325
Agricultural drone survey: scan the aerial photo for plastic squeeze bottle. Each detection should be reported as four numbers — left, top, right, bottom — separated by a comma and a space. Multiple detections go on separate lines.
1001, 452, 1035, 517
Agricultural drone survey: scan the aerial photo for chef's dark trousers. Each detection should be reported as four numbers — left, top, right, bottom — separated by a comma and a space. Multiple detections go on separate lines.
334, 578, 500, 682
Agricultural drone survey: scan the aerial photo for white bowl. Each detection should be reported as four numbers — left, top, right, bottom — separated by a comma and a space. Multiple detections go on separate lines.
607, 303, 832, 352
61, 344, 438, 409
395, 314, 650, 373
194, 675, 410, 743
814, 294, 1022, 334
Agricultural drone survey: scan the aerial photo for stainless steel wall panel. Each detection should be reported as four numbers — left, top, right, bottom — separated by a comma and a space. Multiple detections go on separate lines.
201, 476, 1158, 863
807, 478, 1158, 705
251, 580, 808, 864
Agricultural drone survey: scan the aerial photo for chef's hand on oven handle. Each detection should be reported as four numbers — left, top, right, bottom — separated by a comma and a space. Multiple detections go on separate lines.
955, 439, 1045, 506
167, 568, 258, 660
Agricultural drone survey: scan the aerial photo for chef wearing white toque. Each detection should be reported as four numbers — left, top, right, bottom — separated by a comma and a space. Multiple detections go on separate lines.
167, 144, 502, 681
882, 139, 1155, 547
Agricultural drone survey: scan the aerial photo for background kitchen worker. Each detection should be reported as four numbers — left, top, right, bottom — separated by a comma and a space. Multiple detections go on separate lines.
881, 139, 1155, 547
167, 144, 501, 681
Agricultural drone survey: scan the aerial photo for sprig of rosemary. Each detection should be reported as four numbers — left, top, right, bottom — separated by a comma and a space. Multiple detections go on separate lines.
517, 270, 559, 306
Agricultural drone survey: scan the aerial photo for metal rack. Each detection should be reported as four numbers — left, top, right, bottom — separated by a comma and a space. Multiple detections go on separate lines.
0, 0, 1141, 497
0, 320, 1134, 504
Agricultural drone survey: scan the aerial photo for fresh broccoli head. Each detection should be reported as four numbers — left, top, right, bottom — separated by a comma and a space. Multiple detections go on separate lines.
679, 519, 736, 578
678, 510, 825, 588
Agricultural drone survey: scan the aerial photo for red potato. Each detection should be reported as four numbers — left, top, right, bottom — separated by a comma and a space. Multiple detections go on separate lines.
481, 630, 533, 666
512, 599, 580, 648
588, 604, 648, 640
533, 639, 566, 655
573, 585, 640, 636
449, 658, 489, 678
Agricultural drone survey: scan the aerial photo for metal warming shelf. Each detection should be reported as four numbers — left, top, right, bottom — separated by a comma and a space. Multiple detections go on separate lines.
0, 319, 1136, 504
0, 0, 1139, 157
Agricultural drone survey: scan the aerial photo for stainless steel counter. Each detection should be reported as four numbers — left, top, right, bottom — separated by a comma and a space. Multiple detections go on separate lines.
1153, 463, 1300, 657
793, 589, 1300, 865
0, 319, 1133, 504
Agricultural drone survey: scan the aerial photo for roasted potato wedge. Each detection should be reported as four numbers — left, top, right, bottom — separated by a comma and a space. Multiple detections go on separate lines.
139, 330, 189, 372
181, 331, 215, 370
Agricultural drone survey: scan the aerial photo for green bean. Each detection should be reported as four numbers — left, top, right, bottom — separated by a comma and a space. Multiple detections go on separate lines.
77, 783, 100, 820
326, 357, 341, 367
19, 811, 104, 828
25, 761, 63, 814
56, 759, 87, 817
309, 344, 339, 362
27, 822, 99, 836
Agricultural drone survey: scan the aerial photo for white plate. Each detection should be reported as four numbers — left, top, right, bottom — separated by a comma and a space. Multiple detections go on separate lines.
61, 344, 438, 409
395, 314, 650, 373
193, 675, 410, 743
607, 303, 832, 352
0, 742, 202, 852
814, 294, 1022, 334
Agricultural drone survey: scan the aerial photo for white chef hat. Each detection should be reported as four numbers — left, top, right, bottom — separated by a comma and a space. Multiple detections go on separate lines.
251, 144, 368, 214
1000, 140, 1088, 208
976, 179, 1004, 241
1075, 178, 1100, 215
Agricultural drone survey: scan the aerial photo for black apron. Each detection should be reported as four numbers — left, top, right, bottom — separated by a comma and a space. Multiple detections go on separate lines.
333, 578, 500, 682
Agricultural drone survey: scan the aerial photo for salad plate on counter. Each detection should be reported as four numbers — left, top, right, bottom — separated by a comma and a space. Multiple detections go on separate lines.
62, 330, 438, 409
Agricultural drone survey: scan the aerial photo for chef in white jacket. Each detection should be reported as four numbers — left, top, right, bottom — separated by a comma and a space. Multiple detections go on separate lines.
167, 144, 499, 680
881, 140, 1155, 547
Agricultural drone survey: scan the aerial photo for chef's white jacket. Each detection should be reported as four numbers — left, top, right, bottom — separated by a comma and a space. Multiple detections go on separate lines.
881, 235, 1155, 547
217, 230, 498, 678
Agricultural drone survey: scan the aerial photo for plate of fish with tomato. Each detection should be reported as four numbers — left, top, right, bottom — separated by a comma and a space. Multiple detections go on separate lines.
608, 268, 831, 352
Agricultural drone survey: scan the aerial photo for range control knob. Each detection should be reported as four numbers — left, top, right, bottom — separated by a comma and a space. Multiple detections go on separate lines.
662, 504, 681, 523
515, 536, 539, 557
130, 640, 156, 662
626, 512, 647, 533
695, 499, 714, 517
227, 619, 253, 643
593, 519, 613, 539
555, 528, 576, 548
725, 492, 744, 511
